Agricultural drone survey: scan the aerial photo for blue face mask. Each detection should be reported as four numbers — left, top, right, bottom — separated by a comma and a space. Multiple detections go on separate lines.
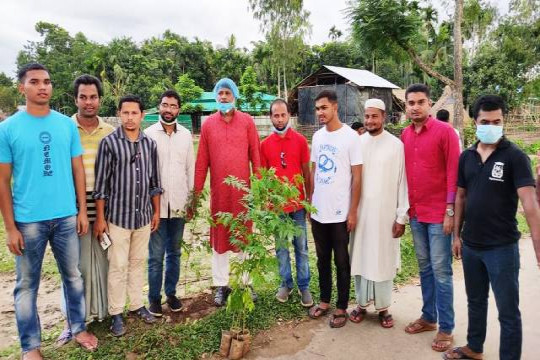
217, 101, 235, 114
476, 124, 503, 144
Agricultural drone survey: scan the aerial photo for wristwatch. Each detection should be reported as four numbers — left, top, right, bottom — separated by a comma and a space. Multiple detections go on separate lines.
446, 208, 455, 217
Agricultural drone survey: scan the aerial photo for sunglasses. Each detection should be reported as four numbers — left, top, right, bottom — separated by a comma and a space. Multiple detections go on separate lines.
130, 142, 140, 164
280, 151, 286, 168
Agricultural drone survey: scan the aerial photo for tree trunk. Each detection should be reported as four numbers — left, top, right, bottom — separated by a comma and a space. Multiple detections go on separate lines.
283, 65, 288, 100
277, 67, 281, 98
405, 47, 455, 87
453, 0, 465, 137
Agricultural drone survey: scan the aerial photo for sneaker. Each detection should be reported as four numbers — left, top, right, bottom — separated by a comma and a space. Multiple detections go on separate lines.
298, 289, 314, 307
148, 301, 163, 317
129, 306, 157, 324
214, 286, 231, 307
110, 314, 126, 337
166, 295, 183, 312
275, 287, 293, 303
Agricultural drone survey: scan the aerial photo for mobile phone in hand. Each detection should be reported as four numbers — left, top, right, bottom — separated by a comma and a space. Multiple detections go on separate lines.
100, 232, 112, 250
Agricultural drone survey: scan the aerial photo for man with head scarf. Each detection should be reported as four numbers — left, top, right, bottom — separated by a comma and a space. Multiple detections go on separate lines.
193, 78, 261, 306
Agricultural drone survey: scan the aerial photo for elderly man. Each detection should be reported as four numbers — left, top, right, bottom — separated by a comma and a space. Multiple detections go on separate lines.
194, 78, 261, 306
349, 99, 409, 328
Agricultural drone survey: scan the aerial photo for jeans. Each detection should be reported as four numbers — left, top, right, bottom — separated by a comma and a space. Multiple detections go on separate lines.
311, 219, 350, 310
462, 243, 521, 359
410, 217, 454, 333
148, 218, 185, 303
14, 215, 86, 352
275, 209, 311, 291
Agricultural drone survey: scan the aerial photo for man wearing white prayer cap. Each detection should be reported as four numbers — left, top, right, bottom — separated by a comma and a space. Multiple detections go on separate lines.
348, 98, 409, 328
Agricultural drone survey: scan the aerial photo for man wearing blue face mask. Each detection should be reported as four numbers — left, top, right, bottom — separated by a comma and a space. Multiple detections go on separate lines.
193, 78, 261, 306
445, 95, 540, 360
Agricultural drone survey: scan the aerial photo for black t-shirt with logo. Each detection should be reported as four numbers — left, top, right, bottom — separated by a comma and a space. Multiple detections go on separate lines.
457, 138, 535, 249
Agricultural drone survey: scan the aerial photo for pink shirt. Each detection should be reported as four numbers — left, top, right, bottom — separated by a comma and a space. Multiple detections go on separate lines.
401, 116, 460, 223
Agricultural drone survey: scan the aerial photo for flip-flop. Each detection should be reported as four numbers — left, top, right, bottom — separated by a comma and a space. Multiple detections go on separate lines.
405, 318, 437, 334
329, 312, 348, 328
308, 305, 330, 319
55, 328, 72, 348
378, 313, 394, 328
432, 332, 454, 352
349, 307, 366, 324
442, 347, 483, 359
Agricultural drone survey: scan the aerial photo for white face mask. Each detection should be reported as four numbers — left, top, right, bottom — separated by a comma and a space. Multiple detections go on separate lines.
272, 121, 291, 135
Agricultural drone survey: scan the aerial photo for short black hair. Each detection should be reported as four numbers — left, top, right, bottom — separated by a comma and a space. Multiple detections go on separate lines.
471, 95, 507, 120
405, 83, 430, 100
269, 98, 290, 115
159, 89, 181, 106
17, 63, 49, 82
118, 95, 144, 112
436, 109, 450, 122
351, 121, 364, 130
315, 90, 338, 104
73, 74, 103, 98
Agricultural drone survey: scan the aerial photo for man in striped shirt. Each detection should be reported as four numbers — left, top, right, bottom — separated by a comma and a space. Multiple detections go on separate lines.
93, 95, 162, 336
57, 75, 115, 346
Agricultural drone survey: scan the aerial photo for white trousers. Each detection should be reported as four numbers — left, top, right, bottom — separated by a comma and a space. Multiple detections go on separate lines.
211, 250, 250, 287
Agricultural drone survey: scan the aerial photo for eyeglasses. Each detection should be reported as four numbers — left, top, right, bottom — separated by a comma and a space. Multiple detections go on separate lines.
130, 142, 140, 164
159, 103, 179, 110
280, 151, 287, 168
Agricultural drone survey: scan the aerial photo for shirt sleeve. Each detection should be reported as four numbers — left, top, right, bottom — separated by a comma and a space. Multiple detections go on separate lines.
300, 135, 310, 164
194, 122, 210, 193
511, 149, 535, 189
349, 133, 363, 166
186, 131, 195, 192
310, 134, 317, 163
247, 117, 261, 172
457, 152, 467, 188
70, 121, 84, 158
93, 139, 111, 200
396, 144, 410, 225
444, 126, 460, 203
260, 140, 269, 169
0, 124, 12, 163
149, 140, 163, 197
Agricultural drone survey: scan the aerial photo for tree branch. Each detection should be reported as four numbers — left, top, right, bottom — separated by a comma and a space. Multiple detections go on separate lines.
405, 47, 455, 87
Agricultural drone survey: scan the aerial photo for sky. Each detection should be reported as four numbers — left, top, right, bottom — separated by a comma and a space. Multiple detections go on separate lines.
0, 0, 511, 78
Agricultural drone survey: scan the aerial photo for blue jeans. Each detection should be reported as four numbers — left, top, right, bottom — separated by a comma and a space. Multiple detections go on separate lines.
410, 218, 454, 333
462, 243, 521, 359
148, 218, 185, 303
275, 209, 311, 291
14, 215, 86, 352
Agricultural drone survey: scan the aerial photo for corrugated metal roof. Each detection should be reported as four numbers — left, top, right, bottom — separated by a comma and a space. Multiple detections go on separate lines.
324, 65, 399, 89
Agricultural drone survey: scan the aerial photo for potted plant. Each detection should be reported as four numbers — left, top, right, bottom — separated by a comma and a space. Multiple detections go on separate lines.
215, 168, 315, 359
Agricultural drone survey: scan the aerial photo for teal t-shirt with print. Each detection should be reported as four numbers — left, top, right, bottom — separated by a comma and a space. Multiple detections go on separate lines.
0, 110, 83, 222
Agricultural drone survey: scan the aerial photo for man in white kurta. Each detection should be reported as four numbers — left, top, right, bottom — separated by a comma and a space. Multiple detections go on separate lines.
349, 99, 409, 328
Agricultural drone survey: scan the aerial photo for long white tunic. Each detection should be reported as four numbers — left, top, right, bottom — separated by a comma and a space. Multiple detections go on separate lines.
350, 130, 409, 282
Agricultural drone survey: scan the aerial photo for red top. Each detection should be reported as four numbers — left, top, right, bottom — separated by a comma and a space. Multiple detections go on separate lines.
194, 110, 261, 253
260, 128, 310, 213
401, 116, 460, 223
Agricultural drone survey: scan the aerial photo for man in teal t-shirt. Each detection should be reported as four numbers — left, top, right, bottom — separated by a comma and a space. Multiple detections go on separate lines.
0, 63, 98, 359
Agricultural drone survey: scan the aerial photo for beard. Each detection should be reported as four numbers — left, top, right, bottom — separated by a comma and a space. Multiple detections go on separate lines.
160, 112, 178, 124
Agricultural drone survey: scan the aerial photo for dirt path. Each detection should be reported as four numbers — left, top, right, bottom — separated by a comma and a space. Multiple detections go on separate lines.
247, 237, 540, 360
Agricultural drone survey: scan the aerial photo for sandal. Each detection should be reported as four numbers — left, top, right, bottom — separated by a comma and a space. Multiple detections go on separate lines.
349, 306, 367, 324
432, 331, 454, 352
329, 312, 348, 328
404, 318, 437, 334
378, 312, 394, 328
308, 305, 330, 319
442, 347, 483, 359
55, 328, 72, 348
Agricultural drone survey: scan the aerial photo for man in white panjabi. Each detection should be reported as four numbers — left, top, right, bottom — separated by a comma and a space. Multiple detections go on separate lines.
349, 98, 409, 328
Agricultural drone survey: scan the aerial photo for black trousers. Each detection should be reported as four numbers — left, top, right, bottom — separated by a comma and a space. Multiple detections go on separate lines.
311, 219, 350, 310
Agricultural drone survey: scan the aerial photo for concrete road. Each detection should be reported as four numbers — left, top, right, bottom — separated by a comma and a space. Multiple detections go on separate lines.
253, 237, 539, 360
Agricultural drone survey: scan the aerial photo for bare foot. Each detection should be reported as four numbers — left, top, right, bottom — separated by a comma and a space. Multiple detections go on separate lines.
22, 349, 43, 360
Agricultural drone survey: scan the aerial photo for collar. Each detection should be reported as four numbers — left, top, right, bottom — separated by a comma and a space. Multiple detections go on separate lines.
115, 125, 144, 142
467, 136, 511, 152
409, 115, 435, 133
71, 114, 105, 130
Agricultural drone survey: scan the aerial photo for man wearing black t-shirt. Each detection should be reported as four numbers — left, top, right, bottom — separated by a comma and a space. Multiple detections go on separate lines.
444, 96, 540, 360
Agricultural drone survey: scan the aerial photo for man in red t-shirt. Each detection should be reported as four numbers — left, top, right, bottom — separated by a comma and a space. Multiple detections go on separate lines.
260, 99, 313, 308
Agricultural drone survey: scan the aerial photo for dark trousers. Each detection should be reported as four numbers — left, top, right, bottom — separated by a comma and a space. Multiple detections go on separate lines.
311, 219, 350, 310
462, 242, 521, 360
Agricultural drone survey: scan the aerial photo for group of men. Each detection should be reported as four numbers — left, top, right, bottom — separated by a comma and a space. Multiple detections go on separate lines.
1, 62, 539, 360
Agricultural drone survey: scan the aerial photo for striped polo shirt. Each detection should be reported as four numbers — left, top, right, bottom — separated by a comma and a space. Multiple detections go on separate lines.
72, 114, 115, 221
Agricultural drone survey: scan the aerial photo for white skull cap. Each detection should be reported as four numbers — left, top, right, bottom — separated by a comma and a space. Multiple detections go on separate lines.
365, 98, 385, 112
